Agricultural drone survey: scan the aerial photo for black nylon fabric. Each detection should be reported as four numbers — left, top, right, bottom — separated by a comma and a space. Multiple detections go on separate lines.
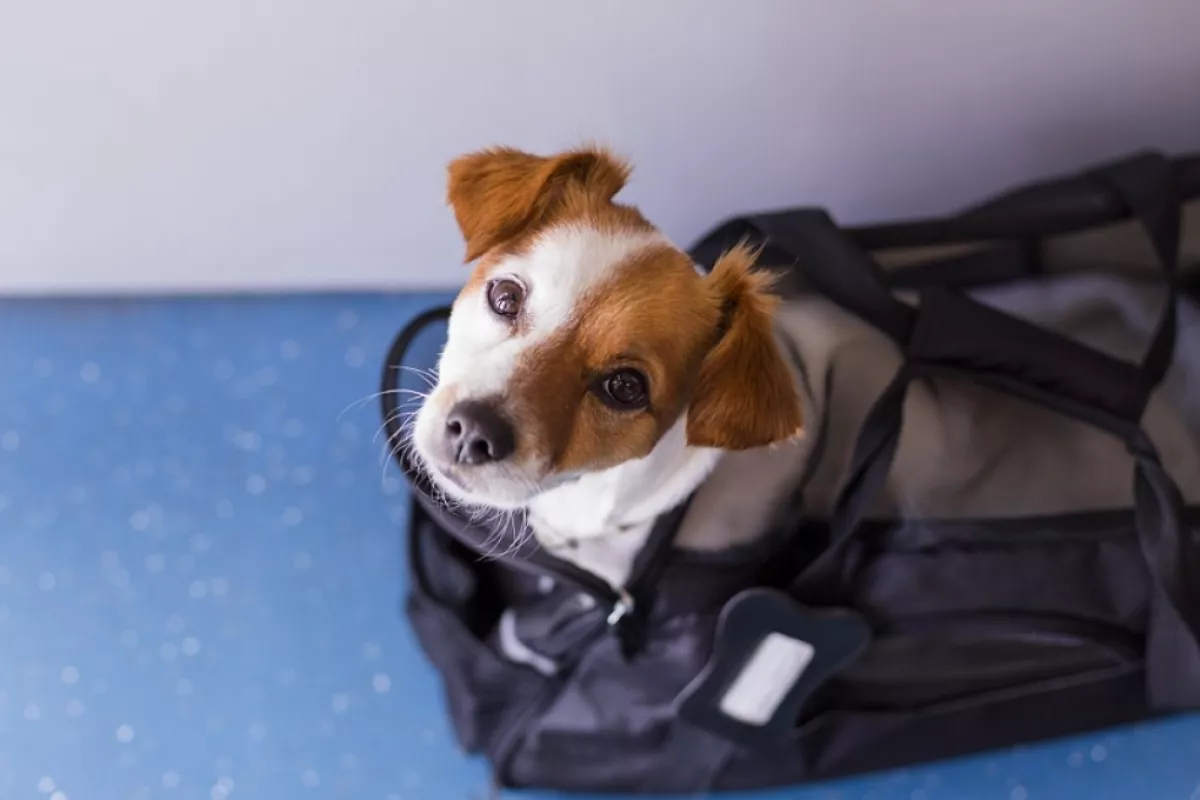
382, 150, 1200, 793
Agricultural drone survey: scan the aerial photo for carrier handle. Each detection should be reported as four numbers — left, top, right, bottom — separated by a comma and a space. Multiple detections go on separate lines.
697, 153, 1183, 383
741, 200, 1165, 429
690, 151, 1199, 280
901, 155, 1184, 430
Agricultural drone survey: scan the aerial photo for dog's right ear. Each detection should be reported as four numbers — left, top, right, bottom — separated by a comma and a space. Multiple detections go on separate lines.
446, 146, 631, 262
686, 243, 803, 451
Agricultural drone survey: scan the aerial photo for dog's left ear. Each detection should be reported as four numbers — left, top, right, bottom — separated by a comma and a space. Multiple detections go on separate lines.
686, 243, 803, 450
446, 145, 631, 262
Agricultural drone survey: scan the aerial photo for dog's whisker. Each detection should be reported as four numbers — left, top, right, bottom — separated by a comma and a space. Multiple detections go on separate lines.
374, 408, 422, 447
496, 511, 526, 560
382, 422, 422, 478
375, 421, 411, 456
337, 388, 425, 422
395, 365, 440, 389
475, 504, 514, 560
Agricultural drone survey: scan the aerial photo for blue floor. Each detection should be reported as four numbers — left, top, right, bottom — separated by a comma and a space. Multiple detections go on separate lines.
0, 293, 1197, 800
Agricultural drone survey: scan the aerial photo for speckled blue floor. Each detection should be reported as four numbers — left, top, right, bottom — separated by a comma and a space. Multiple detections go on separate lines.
0, 293, 1198, 800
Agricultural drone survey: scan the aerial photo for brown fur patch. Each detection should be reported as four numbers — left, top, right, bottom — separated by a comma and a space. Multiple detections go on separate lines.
447, 145, 650, 263
685, 242, 804, 449
507, 245, 723, 473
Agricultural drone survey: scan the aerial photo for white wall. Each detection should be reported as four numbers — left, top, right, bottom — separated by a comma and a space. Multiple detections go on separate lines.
2, 0, 1199, 295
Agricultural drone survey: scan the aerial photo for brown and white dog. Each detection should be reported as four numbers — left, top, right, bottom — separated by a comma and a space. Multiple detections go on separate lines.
410, 145, 803, 589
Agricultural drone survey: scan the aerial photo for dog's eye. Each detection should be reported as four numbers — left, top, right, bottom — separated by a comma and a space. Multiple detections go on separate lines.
599, 369, 649, 410
487, 278, 525, 318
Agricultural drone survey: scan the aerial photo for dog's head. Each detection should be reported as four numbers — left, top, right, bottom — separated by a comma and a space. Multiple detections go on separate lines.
411, 145, 802, 509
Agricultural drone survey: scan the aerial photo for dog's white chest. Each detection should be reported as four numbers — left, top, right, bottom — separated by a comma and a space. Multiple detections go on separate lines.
532, 518, 653, 589
525, 425, 723, 588
527, 473, 651, 588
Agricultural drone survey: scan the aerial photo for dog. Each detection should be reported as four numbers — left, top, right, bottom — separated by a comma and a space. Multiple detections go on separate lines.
410, 145, 803, 590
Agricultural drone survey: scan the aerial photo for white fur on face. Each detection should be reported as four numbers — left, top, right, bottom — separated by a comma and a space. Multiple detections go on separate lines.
412, 224, 666, 509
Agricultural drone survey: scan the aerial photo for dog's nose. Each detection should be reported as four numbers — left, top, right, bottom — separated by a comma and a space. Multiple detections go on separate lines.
444, 401, 515, 465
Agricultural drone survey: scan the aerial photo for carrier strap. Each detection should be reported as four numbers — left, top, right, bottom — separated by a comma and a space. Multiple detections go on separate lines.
1088, 154, 1181, 402
1089, 156, 1200, 706
748, 209, 916, 344
731, 151, 1200, 709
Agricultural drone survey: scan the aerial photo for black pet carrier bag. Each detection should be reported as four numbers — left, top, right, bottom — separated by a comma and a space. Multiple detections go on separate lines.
381, 150, 1200, 794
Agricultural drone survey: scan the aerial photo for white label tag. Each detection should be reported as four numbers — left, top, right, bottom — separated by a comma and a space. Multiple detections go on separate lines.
717, 632, 815, 726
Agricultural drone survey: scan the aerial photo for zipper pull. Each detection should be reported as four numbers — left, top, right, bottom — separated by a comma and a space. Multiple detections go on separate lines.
608, 588, 652, 662
606, 588, 636, 627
